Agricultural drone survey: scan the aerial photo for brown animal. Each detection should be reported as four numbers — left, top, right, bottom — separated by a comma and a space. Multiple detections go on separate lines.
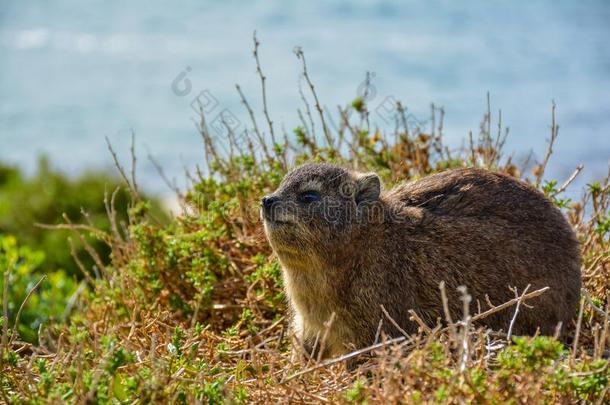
261, 163, 581, 357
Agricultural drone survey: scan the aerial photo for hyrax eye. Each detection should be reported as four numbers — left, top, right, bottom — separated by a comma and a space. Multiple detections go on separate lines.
298, 191, 321, 203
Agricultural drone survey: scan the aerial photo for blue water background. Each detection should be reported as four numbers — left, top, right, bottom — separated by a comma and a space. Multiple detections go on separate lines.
1, 1, 609, 198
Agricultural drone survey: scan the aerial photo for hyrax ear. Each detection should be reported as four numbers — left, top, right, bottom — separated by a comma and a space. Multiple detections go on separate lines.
355, 173, 381, 204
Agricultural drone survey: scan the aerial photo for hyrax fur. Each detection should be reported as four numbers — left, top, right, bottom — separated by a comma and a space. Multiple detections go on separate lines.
261, 163, 581, 357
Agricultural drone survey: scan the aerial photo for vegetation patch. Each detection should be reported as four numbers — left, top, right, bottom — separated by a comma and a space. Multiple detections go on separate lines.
1, 41, 608, 403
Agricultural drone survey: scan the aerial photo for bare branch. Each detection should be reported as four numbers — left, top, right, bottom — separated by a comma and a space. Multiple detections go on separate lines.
380, 304, 411, 339
2, 267, 9, 353
282, 336, 408, 383
105, 136, 137, 200
536, 101, 559, 186
506, 284, 531, 341
130, 131, 140, 199
294, 46, 333, 148
236, 84, 272, 162
253, 32, 277, 147
470, 286, 549, 324
12, 275, 47, 343
553, 164, 584, 196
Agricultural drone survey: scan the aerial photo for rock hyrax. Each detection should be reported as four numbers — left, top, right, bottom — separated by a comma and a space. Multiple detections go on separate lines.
261, 163, 581, 357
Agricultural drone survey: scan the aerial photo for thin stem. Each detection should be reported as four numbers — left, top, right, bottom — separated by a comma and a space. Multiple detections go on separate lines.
294, 46, 333, 149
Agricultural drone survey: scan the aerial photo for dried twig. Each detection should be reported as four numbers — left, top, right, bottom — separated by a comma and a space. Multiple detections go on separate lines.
536, 101, 559, 186
458, 286, 472, 373
470, 286, 549, 324
294, 46, 332, 148
129, 131, 139, 198
572, 297, 585, 362
253, 32, 277, 148
147, 152, 184, 199
380, 305, 411, 338
12, 275, 47, 342
439, 281, 455, 339
236, 84, 272, 162
583, 290, 610, 321
2, 268, 9, 353
553, 165, 584, 196
105, 136, 138, 200
506, 284, 531, 341
282, 336, 408, 383
408, 309, 432, 333
298, 77, 317, 141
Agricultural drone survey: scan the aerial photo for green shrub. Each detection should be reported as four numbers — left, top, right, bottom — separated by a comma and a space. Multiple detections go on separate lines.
0, 157, 164, 279
0, 234, 77, 343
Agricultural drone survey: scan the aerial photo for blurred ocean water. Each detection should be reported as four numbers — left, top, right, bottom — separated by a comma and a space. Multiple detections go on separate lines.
0, 0, 608, 196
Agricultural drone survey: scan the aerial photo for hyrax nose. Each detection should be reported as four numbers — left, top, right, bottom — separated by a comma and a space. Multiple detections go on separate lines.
261, 195, 278, 210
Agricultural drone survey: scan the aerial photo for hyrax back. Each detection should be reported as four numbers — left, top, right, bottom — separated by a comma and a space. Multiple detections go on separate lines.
261, 163, 581, 357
